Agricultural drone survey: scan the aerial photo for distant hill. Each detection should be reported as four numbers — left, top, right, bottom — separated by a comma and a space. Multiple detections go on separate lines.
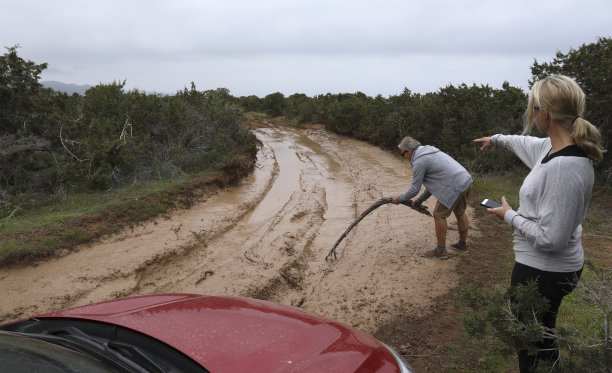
41, 81, 93, 95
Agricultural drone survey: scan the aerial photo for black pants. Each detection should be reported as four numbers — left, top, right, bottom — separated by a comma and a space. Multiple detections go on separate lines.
510, 262, 582, 373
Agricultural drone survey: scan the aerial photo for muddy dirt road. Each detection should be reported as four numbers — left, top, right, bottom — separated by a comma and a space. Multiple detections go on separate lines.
0, 124, 472, 362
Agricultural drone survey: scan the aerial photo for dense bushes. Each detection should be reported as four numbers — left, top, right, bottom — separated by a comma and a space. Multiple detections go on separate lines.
246, 37, 610, 181
239, 84, 529, 175
0, 48, 257, 207
278, 84, 529, 174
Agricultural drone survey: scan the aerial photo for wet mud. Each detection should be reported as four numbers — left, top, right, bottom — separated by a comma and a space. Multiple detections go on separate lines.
0, 123, 474, 360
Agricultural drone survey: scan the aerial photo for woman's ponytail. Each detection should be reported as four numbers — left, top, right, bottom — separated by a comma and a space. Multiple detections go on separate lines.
571, 117, 605, 164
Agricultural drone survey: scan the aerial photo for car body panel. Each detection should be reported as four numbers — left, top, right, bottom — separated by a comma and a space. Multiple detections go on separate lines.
36, 294, 401, 372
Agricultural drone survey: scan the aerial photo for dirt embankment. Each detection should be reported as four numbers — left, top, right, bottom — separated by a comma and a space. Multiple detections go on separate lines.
1, 121, 484, 370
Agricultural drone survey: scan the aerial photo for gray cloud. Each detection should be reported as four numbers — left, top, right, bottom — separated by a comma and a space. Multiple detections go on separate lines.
2, 0, 611, 96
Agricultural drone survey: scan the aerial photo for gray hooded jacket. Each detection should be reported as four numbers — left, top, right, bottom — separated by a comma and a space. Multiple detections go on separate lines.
398, 145, 472, 208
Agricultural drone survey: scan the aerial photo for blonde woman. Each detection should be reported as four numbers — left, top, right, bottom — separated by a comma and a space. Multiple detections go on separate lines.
474, 75, 605, 372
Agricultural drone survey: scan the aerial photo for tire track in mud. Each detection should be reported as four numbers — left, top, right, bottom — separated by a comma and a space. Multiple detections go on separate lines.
94, 138, 283, 304
123, 139, 284, 297
0, 139, 279, 320
0, 124, 470, 347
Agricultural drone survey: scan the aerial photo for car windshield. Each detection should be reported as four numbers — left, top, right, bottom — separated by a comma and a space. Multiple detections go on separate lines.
0, 331, 120, 373
0, 319, 208, 373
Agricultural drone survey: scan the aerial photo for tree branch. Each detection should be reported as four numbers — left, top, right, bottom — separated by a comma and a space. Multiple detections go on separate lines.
59, 122, 86, 162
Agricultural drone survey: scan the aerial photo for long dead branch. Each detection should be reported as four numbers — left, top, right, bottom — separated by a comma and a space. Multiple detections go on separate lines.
325, 197, 431, 261
117, 117, 133, 150
59, 122, 86, 162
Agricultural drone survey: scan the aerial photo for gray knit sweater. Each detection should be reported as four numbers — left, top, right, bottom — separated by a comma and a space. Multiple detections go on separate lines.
492, 134, 593, 272
398, 145, 472, 208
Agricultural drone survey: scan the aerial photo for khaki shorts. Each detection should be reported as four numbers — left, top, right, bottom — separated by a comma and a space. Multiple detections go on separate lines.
433, 184, 472, 218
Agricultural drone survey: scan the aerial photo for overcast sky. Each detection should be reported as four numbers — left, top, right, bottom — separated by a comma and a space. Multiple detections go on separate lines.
2, 0, 611, 97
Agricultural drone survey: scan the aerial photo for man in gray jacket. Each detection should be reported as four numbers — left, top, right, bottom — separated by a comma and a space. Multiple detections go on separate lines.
392, 136, 473, 258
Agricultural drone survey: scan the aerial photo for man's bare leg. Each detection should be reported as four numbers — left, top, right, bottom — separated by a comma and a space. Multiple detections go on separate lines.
434, 215, 447, 248
456, 212, 469, 242
450, 212, 469, 251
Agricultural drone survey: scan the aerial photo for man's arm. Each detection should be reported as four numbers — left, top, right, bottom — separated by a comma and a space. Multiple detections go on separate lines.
397, 157, 426, 202
414, 189, 432, 205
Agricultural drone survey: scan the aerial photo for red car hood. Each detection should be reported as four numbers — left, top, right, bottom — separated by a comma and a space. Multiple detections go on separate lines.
39, 294, 399, 372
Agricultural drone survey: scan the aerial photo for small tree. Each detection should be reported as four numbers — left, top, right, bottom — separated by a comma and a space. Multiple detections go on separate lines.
461, 265, 612, 372
559, 265, 612, 372
0, 45, 48, 134
262, 92, 286, 117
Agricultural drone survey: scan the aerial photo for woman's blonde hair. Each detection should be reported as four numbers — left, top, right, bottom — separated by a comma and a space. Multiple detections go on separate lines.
525, 75, 606, 163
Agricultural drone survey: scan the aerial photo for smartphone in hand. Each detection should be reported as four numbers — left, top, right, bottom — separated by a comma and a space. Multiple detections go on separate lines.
480, 198, 502, 209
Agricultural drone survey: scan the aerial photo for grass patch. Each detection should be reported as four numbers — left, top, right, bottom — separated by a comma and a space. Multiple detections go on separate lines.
272, 117, 300, 127
65, 227, 94, 242
1, 174, 197, 235
472, 171, 526, 208
446, 174, 521, 372
0, 237, 63, 265
556, 264, 612, 369
243, 111, 268, 120
582, 186, 612, 236
0, 168, 232, 267
558, 271, 597, 331
244, 112, 301, 127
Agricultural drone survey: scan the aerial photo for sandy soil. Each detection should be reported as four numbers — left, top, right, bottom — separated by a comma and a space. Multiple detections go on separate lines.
0, 122, 478, 368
